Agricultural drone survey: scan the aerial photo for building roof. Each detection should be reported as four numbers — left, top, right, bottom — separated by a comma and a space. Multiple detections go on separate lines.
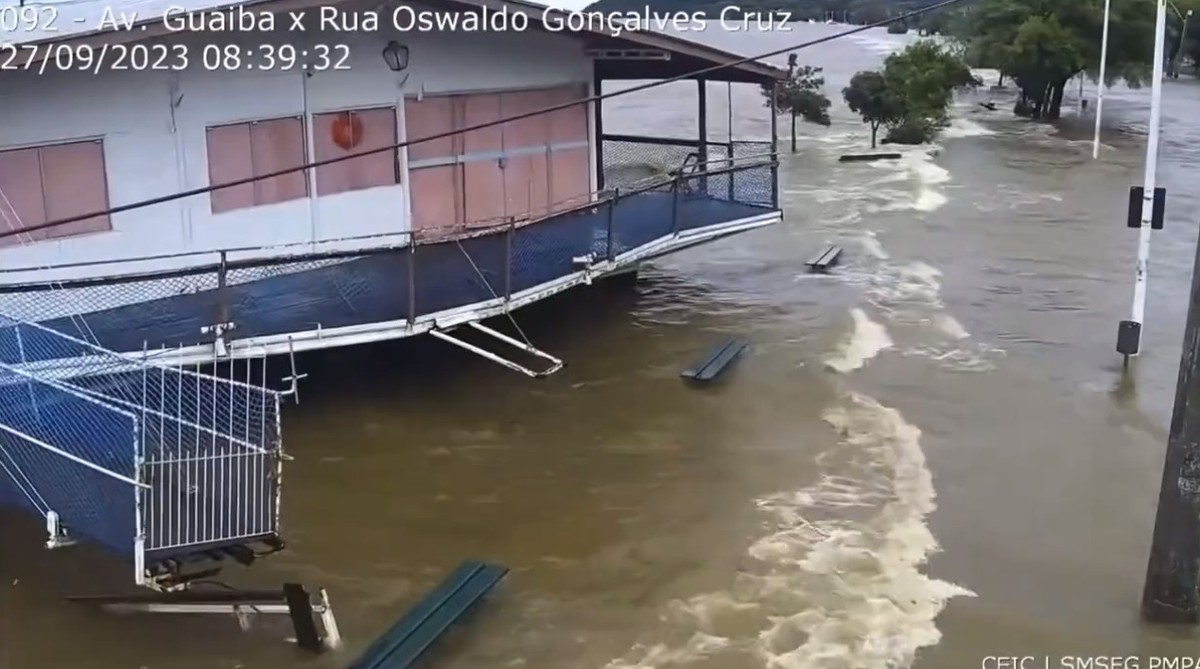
2, 0, 785, 83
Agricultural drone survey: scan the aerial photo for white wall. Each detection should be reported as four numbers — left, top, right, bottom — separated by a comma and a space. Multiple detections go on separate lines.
0, 0, 592, 283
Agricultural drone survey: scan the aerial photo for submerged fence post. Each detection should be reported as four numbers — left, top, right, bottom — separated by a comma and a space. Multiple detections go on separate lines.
606, 191, 616, 261
407, 237, 417, 325
727, 142, 736, 202
769, 82, 780, 209
671, 178, 681, 235
216, 251, 230, 352
697, 78, 709, 197
1142, 218, 1200, 624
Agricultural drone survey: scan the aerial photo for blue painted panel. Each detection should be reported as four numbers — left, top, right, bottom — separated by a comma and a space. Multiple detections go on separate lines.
0, 189, 775, 567
0, 376, 137, 555
5, 192, 772, 361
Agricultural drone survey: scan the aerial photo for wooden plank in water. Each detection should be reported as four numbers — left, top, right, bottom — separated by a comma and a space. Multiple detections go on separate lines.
682, 338, 749, 383
805, 245, 843, 272
838, 153, 902, 162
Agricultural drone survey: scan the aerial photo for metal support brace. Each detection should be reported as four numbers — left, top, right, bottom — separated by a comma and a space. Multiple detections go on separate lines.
430, 321, 565, 378
45, 510, 76, 548
573, 253, 597, 284
70, 586, 342, 651
279, 338, 308, 404
201, 321, 237, 358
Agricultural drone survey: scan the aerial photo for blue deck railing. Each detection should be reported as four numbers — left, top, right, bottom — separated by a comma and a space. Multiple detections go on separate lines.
0, 136, 778, 358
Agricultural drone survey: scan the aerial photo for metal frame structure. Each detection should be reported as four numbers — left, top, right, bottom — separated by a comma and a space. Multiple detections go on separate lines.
0, 314, 288, 589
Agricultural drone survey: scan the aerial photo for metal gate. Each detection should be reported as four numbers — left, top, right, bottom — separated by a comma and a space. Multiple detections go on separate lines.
0, 314, 283, 587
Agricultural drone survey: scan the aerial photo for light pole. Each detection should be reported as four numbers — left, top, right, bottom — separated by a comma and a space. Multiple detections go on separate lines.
1093, 0, 1113, 159
1116, 0, 1169, 359
1170, 6, 1194, 78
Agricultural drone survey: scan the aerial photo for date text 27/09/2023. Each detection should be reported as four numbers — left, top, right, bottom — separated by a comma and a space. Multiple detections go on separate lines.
0, 42, 352, 74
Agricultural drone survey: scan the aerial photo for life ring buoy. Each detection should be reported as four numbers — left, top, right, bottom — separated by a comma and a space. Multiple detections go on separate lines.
331, 112, 363, 150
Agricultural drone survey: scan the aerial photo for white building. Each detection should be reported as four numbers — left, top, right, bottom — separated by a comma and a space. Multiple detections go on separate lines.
0, 0, 783, 375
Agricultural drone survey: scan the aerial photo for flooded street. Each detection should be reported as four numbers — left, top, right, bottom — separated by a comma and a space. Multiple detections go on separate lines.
6, 22, 1200, 669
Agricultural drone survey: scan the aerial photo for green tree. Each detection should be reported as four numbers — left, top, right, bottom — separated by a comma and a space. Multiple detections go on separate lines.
961, 0, 1158, 120
883, 40, 980, 141
842, 41, 977, 147
761, 54, 832, 152
842, 71, 903, 148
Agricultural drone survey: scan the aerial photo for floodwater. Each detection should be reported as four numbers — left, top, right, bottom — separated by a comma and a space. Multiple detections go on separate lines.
5, 21, 1200, 669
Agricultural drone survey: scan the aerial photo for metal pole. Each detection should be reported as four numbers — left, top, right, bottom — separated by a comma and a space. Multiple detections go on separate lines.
1119, 0, 1168, 358
769, 81, 779, 209
1171, 9, 1193, 78
697, 78, 708, 196
1142, 220, 1200, 624
727, 81, 735, 201
1093, 0, 1113, 159
593, 68, 605, 191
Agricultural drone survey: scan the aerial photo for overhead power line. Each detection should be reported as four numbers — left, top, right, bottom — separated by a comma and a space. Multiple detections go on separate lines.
1, 0, 970, 241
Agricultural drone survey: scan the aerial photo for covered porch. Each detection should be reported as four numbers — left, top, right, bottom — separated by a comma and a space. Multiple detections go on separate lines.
0, 4, 786, 373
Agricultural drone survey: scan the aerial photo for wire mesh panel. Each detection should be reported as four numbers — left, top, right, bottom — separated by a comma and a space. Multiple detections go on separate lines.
413, 230, 508, 317
730, 140, 776, 206
225, 253, 407, 339
0, 313, 283, 575
509, 205, 605, 295
135, 357, 280, 559
0, 361, 140, 555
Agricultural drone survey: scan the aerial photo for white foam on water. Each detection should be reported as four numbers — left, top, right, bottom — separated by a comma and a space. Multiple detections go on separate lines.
854, 149, 950, 215
909, 156, 951, 213
751, 393, 975, 669
901, 344, 1006, 373
969, 68, 1002, 87
825, 308, 894, 374
602, 394, 974, 669
859, 231, 889, 260
942, 117, 997, 139
846, 33, 905, 57
932, 314, 970, 340
853, 261, 1004, 372
866, 261, 945, 313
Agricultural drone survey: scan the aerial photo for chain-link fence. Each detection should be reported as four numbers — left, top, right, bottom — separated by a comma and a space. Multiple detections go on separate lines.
0, 134, 778, 357
0, 314, 283, 578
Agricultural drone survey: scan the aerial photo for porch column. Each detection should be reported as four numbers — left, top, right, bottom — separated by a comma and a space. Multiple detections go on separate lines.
697, 79, 708, 167
697, 78, 708, 194
769, 81, 779, 209
594, 72, 605, 191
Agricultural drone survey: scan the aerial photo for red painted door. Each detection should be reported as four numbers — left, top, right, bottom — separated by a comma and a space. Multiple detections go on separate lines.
499, 89, 553, 220
405, 96, 462, 234
459, 93, 506, 228
547, 85, 592, 210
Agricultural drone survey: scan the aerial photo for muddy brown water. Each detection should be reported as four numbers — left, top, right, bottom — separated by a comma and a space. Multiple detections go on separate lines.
6, 22, 1200, 669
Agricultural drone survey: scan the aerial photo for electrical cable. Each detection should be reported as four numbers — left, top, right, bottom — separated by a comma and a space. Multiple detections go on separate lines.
1, 0, 970, 241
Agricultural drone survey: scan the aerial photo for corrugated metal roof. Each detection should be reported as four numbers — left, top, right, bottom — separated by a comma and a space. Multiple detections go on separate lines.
3, 0, 242, 45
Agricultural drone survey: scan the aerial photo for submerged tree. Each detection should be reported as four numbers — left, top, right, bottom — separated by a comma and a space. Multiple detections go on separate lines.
960, 0, 1159, 120
761, 53, 833, 152
842, 71, 903, 148
843, 41, 978, 147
